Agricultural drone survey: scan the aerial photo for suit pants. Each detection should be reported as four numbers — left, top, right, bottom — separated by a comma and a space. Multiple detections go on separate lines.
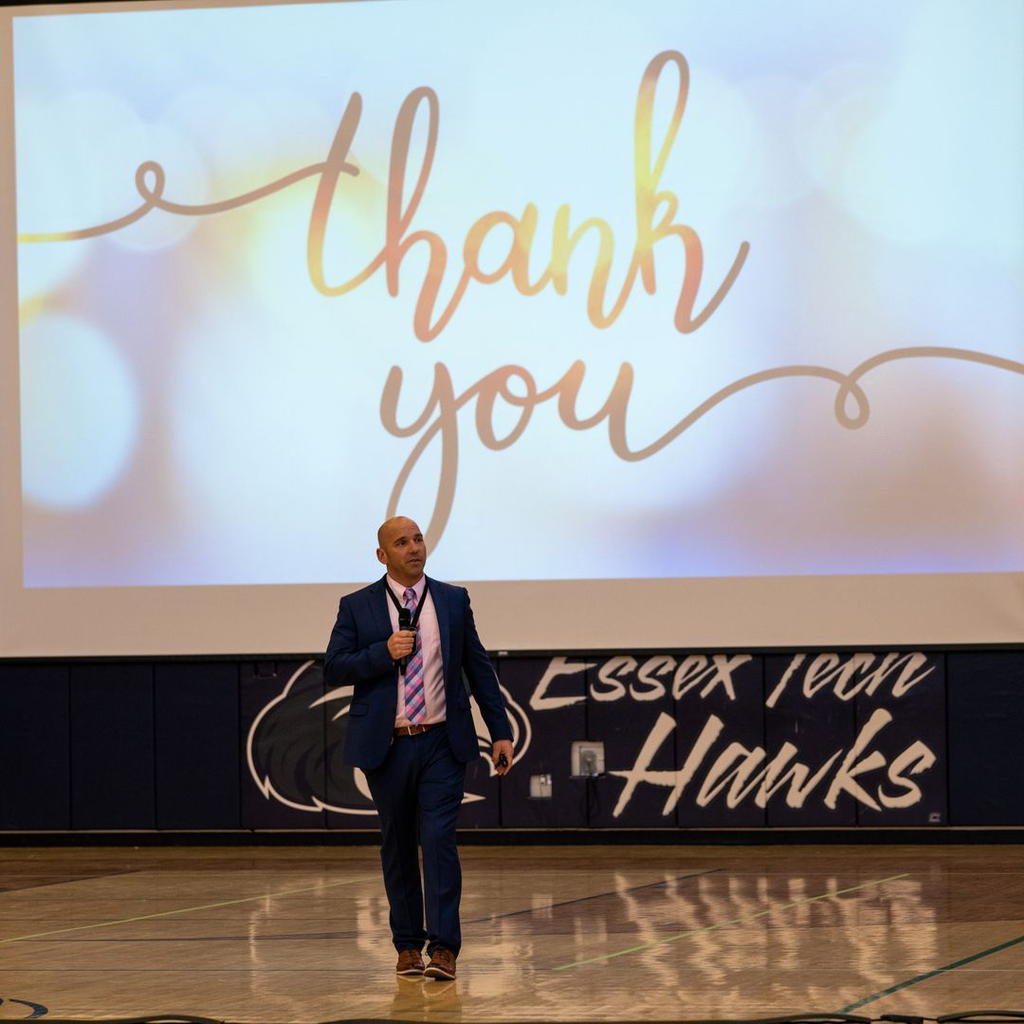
364, 725, 466, 955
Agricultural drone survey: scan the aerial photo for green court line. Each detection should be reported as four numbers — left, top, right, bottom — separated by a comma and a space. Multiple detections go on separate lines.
839, 930, 1024, 1012
0, 875, 378, 946
553, 872, 909, 970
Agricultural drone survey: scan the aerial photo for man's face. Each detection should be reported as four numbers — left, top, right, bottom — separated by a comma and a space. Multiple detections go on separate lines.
376, 517, 427, 584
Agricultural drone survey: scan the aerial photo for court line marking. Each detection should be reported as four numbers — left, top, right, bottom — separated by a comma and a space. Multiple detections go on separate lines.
553, 871, 909, 970
0, 875, 378, 946
465, 868, 723, 925
838, 930, 1024, 1012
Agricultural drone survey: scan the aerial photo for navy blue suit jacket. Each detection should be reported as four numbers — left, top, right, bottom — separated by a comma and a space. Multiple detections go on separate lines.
324, 575, 512, 771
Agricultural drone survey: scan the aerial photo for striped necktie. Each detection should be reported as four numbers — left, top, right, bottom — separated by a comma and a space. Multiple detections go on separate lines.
402, 587, 425, 724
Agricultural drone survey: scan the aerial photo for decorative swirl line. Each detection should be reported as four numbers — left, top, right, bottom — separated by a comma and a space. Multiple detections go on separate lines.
15, 156, 354, 243
624, 345, 1024, 462
17, 93, 368, 244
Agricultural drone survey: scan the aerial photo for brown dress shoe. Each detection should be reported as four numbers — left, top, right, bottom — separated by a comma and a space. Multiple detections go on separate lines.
395, 948, 425, 975
424, 947, 457, 980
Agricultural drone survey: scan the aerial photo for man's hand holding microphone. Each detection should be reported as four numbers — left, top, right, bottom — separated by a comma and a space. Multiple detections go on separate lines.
388, 606, 416, 666
387, 629, 416, 662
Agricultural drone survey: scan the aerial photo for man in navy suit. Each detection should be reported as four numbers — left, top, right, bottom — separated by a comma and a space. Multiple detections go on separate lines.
324, 516, 513, 980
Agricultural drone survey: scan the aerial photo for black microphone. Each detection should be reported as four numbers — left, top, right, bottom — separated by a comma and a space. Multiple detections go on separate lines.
397, 606, 413, 672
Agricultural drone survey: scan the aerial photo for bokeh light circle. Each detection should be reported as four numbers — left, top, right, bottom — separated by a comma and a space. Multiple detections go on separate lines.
20, 314, 140, 508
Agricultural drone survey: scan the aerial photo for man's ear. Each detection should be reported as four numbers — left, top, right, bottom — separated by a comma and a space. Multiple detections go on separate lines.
376, 548, 386, 566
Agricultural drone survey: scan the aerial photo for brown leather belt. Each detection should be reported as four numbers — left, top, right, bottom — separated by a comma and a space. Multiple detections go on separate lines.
394, 722, 442, 737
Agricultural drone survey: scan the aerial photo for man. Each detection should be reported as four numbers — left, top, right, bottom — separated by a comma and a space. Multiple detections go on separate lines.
324, 516, 514, 980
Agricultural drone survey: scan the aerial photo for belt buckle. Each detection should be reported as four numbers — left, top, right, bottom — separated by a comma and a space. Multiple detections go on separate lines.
396, 722, 430, 736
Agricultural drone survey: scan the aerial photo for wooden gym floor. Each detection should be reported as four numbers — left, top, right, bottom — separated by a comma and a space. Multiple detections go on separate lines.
0, 844, 1022, 1022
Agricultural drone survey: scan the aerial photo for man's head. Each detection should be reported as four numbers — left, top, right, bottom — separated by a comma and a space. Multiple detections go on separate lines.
376, 516, 427, 586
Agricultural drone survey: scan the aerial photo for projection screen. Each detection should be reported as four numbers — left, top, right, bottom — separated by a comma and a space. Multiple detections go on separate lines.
2, 0, 1022, 656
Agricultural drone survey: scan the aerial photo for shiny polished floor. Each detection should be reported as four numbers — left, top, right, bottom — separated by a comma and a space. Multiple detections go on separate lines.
0, 844, 1022, 1021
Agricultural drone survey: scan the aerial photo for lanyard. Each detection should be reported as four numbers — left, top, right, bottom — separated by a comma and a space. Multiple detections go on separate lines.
384, 578, 429, 628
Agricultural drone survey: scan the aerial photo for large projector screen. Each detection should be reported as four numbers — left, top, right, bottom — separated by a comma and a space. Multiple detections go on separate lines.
2, 0, 1022, 656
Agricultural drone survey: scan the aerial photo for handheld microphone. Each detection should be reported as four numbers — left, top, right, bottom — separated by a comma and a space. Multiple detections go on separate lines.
397, 606, 412, 671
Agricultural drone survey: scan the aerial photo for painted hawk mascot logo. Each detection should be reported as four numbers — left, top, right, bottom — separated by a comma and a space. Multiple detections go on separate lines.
246, 660, 531, 816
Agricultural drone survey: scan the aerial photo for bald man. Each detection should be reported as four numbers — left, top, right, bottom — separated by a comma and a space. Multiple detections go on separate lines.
324, 517, 513, 980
